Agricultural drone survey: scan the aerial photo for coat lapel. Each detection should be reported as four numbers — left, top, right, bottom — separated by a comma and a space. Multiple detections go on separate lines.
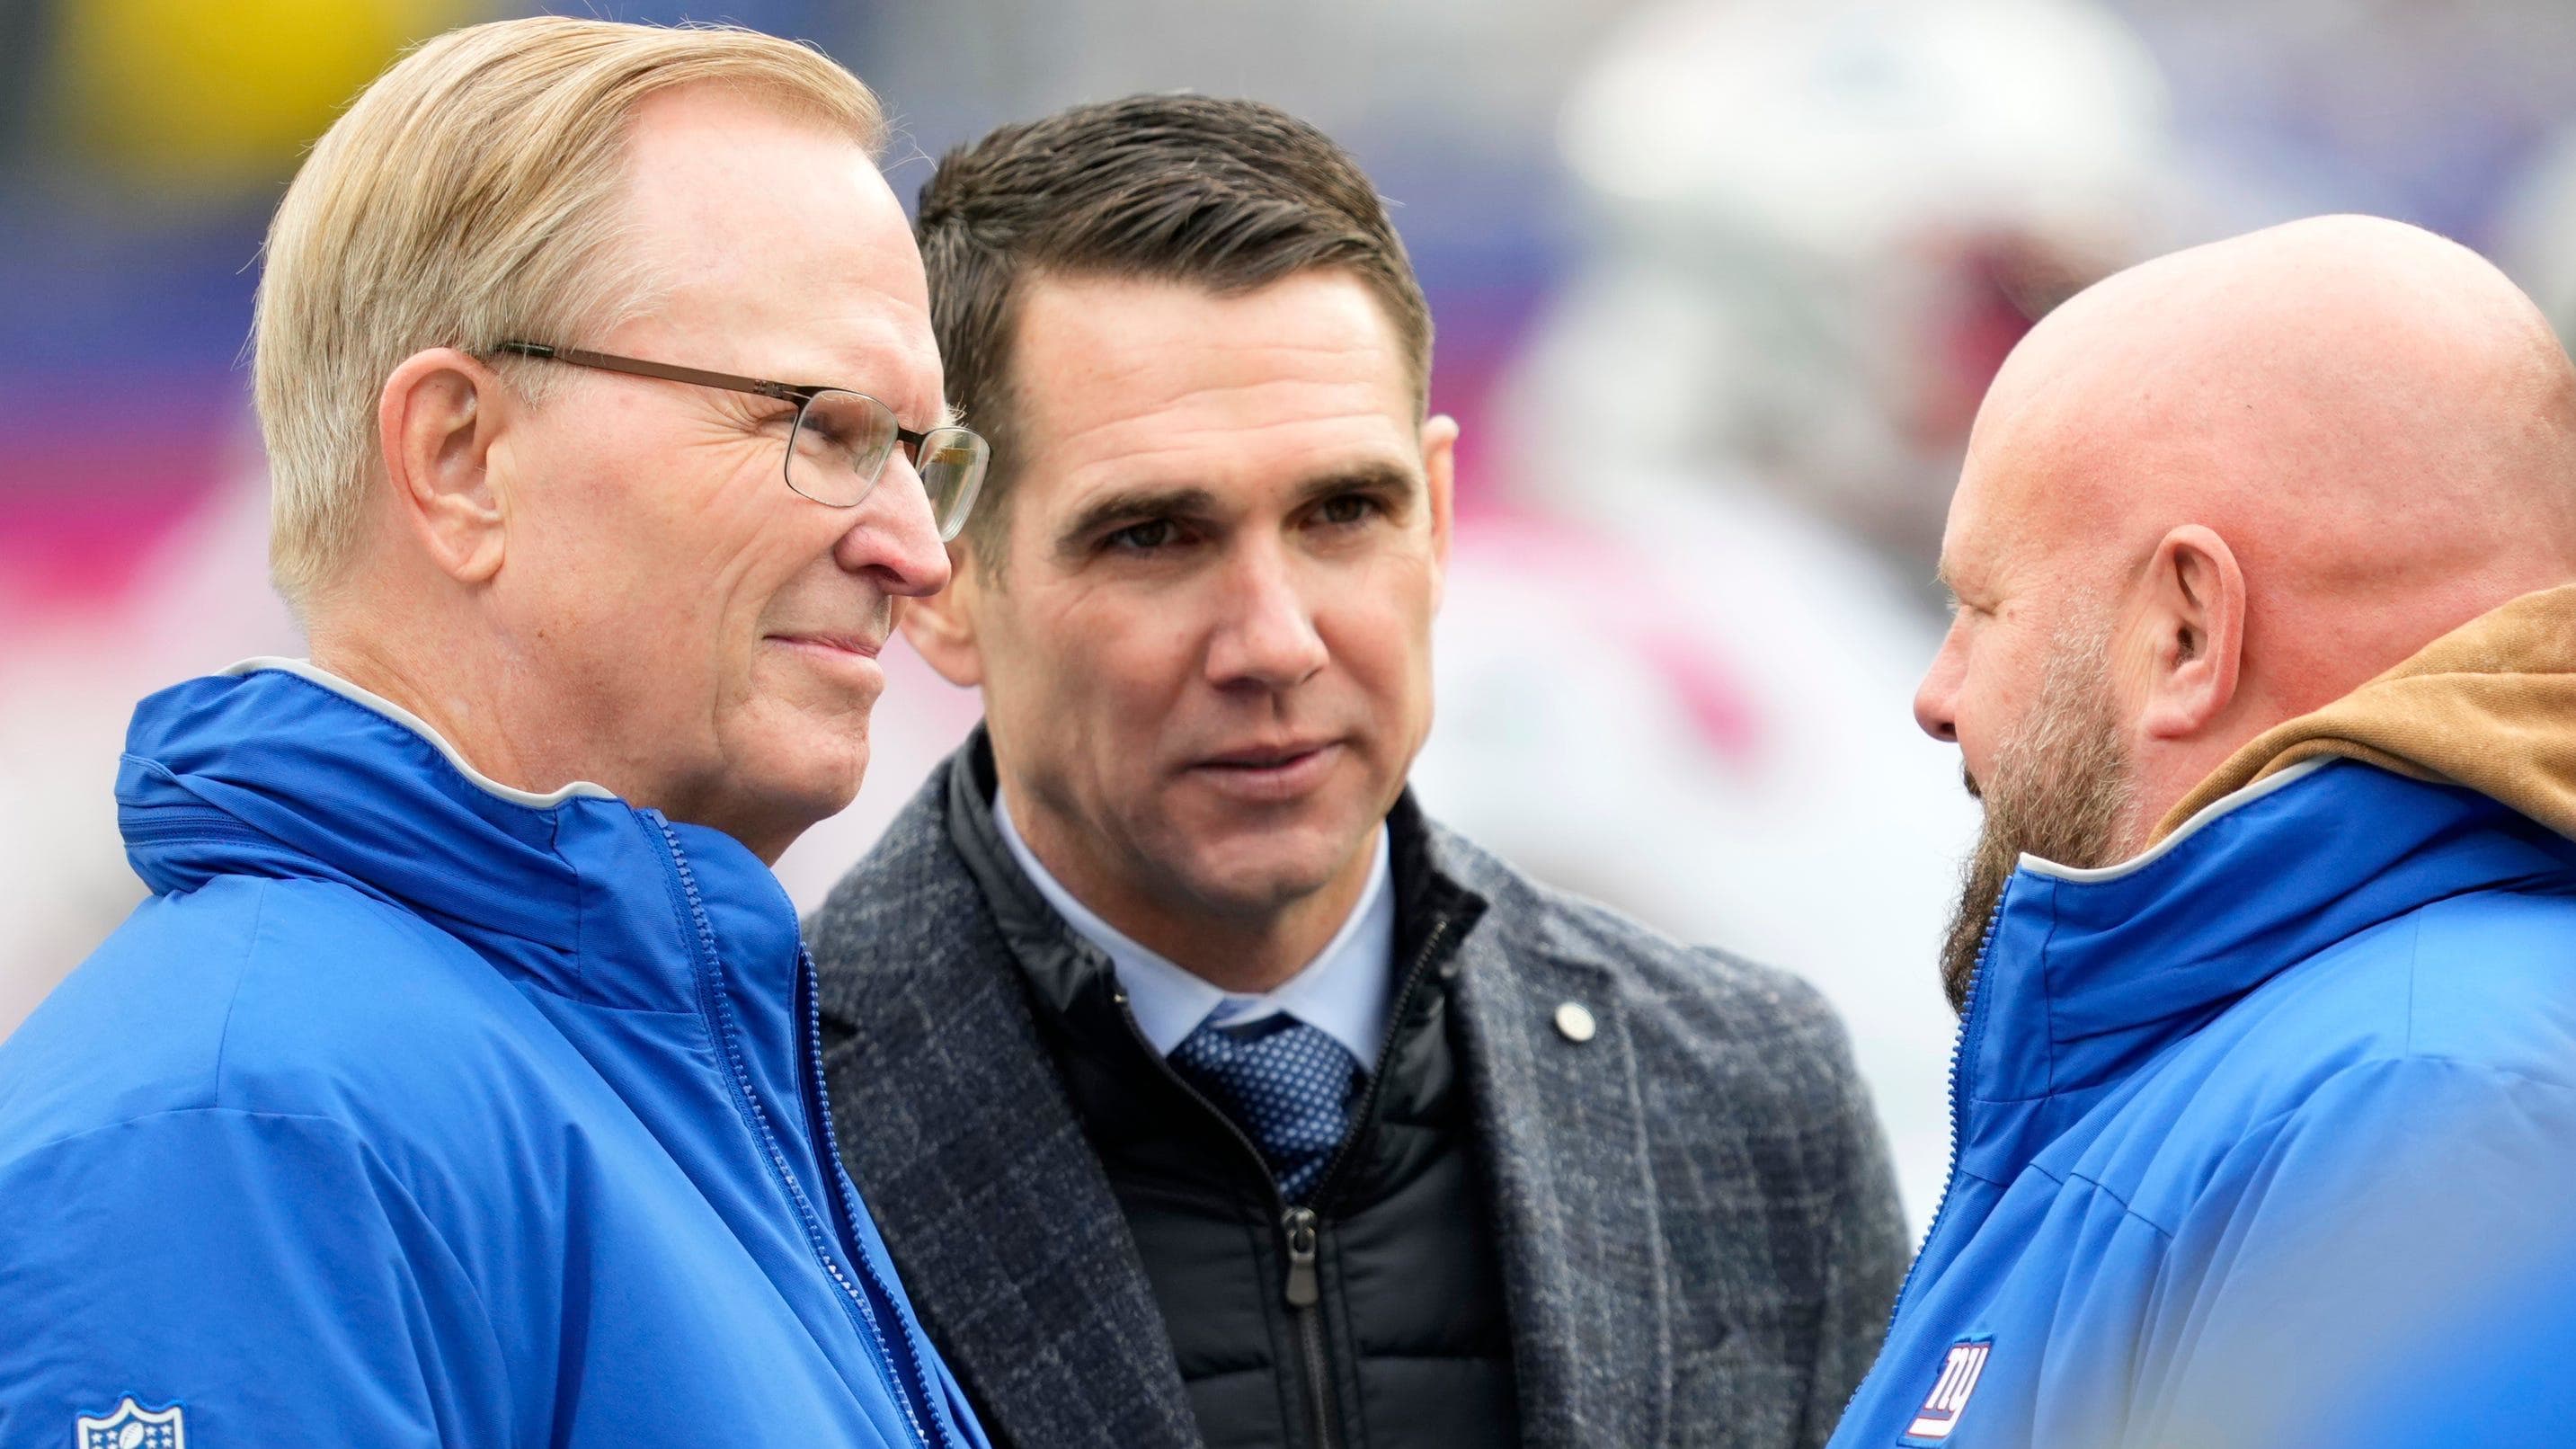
1451, 914, 1674, 1449
814, 792, 1203, 1449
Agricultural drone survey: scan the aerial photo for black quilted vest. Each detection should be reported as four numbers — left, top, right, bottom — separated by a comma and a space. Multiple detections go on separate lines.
946, 751, 1520, 1449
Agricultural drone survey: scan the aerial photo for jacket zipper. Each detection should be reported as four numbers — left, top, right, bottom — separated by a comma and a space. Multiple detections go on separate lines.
652, 814, 950, 1449
1886, 895, 2003, 1331
1281, 1205, 1335, 1449
1304, 917, 1452, 1212
1105, 990, 1336, 1446
799, 946, 962, 1449
1101, 912, 1456, 1449
117, 811, 267, 847
1840, 892, 2008, 1429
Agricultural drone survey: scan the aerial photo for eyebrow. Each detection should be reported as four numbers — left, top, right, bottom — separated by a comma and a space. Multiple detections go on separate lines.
873, 386, 950, 436
1049, 461, 1422, 558
1053, 485, 1221, 557
795, 379, 946, 436
1288, 460, 1420, 513
781, 351, 950, 434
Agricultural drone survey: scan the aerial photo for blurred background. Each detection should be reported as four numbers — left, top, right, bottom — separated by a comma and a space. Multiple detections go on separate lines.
7, 0, 2576, 1228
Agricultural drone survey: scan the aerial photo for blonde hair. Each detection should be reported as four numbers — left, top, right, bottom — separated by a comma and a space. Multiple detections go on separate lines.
253, 16, 884, 608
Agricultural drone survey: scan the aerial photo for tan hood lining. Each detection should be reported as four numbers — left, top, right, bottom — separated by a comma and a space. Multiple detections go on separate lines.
2150, 583, 2576, 844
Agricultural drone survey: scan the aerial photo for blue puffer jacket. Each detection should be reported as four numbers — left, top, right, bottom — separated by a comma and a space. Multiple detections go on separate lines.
0, 662, 994, 1449
1830, 592, 2576, 1449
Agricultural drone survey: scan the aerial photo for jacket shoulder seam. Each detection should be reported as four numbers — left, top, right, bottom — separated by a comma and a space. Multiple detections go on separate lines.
4, 1103, 511, 1386
2023, 1160, 2179, 1240
6, 1101, 354, 1161
2161, 1054, 2576, 1196
2234, 1053, 2576, 1129
2355, 1051, 2576, 1098
208, 879, 271, 1110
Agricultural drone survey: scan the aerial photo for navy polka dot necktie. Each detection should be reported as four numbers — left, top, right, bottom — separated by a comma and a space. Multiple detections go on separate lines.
1169, 1015, 1364, 1204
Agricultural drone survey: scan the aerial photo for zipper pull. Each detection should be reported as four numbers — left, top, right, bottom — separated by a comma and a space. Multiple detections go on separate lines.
1281, 1206, 1320, 1308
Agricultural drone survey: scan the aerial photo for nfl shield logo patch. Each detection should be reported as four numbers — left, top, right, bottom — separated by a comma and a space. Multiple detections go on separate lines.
1898, 1338, 1991, 1445
74, 1397, 184, 1449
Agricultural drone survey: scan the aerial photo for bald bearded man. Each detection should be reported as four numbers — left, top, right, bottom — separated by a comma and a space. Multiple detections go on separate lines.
1828, 214, 2576, 1449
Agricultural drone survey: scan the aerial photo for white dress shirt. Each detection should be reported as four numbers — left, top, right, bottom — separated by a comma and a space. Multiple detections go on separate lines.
993, 791, 1396, 1069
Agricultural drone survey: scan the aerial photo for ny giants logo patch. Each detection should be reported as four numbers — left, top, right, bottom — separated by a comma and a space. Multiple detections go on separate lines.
1898, 1338, 1992, 1445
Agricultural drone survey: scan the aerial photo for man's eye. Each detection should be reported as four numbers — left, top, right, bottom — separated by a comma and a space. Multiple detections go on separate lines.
1317, 494, 1381, 526
1104, 519, 1178, 552
777, 409, 836, 450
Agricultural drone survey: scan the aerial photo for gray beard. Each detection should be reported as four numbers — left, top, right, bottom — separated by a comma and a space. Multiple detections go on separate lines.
1939, 625, 2137, 1014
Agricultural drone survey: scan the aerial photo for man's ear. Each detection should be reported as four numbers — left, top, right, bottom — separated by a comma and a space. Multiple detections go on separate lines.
1419, 413, 1460, 606
901, 542, 988, 688
378, 348, 510, 585
2136, 523, 2245, 741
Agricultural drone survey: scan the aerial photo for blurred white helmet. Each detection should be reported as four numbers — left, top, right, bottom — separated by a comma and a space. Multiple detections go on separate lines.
1511, 0, 2176, 572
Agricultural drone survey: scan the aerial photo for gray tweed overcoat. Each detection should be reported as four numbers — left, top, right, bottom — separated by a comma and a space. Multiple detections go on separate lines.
807, 749, 1910, 1449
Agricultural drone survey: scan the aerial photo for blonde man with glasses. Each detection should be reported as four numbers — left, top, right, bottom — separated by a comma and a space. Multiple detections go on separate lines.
0, 17, 992, 1449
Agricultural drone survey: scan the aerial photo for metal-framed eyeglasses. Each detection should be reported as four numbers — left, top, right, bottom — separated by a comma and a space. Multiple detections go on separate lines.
491, 341, 989, 541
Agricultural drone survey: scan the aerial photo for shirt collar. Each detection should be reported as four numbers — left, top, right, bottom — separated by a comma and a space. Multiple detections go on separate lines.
992, 791, 1395, 1067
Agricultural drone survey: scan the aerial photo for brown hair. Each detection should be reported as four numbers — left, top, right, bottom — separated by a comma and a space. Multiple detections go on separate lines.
254, 16, 882, 610
914, 92, 1433, 568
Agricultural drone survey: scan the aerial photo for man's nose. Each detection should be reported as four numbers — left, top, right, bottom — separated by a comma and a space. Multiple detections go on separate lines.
832, 456, 954, 598
1914, 624, 1965, 743
1206, 546, 1328, 691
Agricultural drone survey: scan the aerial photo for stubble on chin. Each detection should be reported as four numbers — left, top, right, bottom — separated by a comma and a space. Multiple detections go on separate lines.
1938, 622, 2137, 1014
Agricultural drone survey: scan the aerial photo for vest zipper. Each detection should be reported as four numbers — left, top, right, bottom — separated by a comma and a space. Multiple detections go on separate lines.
1106, 991, 1339, 1446
651, 814, 951, 1449
1282, 1205, 1336, 1449
1100, 911, 1459, 1449
1282, 1205, 1321, 1308
1305, 917, 1452, 1213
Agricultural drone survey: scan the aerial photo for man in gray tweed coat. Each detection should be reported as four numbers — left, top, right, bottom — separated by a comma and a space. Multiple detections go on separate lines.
807, 93, 1908, 1449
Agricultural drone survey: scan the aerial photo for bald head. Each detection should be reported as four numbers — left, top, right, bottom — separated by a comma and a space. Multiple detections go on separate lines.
1919, 215, 2576, 856
1974, 215, 2576, 603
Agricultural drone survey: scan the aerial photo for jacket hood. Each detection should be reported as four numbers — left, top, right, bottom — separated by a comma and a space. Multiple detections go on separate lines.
118, 659, 802, 1017
1962, 760, 2576, 1177
2154, 582, 2576, 843
1957, 582, 2576, 1178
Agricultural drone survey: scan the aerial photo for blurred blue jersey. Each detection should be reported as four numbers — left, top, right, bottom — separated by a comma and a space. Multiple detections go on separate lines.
0, 662, 992, 1449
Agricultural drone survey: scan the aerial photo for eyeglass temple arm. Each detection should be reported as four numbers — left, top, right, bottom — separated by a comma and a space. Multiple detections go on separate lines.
494, 342, 972, 450
491, 341, 807, 403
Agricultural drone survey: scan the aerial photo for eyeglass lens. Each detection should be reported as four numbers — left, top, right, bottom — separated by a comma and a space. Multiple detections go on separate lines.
786, 389, 990, 540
